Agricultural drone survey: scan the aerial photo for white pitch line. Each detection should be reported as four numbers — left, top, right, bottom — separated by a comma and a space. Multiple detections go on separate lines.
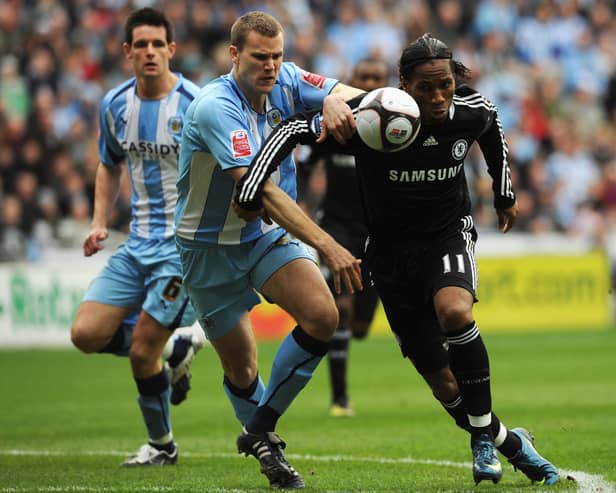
0, 488, 245, 493
1, 449, 613, 493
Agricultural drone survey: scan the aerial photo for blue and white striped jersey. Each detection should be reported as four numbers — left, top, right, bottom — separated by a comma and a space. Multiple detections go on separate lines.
175, 62, 338, 245
99, 74, 200, 240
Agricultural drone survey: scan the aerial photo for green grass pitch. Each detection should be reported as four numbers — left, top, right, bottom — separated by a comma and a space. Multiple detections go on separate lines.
1, 329, 615, 492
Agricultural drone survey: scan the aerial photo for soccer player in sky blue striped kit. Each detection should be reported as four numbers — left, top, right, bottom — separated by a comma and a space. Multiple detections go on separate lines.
70, 8, 205, 466
174, 11, 363, 489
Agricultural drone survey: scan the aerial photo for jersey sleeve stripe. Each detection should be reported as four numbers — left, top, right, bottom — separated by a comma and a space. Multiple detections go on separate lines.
494, 114, 515, 199
239, 118, 310, 204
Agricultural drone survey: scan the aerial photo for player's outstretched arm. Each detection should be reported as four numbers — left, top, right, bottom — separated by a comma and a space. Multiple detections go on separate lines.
232, 167, 362, 294
476, 104, 517, 230
235, 114, 316, 210
261, 180, 363, 295
235, 95, 365, 211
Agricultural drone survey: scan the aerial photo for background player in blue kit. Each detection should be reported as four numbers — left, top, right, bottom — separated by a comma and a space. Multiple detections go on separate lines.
298, 57, 388, 417
175, 11, 363, 489
70, 7, 204, 467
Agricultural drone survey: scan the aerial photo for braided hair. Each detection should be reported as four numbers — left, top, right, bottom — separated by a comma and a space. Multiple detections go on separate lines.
398, 33, 471, 83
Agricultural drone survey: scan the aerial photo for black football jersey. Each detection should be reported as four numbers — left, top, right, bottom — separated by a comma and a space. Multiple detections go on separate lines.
236, 85, 515, 242
346, 85, 516, 241
298, 144, 368, 237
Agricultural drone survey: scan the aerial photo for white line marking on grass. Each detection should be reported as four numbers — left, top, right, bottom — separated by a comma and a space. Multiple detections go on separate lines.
0, 488, 179, 493
1, 449, 613, 493
0, 489, 244, 493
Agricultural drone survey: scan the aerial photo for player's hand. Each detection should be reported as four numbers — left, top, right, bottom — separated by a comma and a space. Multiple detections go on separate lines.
497, 201, 518, 233
232, 199, 272, 224
83, 227, 108, 257
318, 94, 356, 144
320, 240, 363, 294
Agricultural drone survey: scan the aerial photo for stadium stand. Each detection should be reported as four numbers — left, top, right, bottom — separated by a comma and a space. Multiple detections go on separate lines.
0, 0, 615, 275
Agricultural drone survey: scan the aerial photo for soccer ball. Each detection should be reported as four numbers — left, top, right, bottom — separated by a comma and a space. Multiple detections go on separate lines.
355, 87, 421, 152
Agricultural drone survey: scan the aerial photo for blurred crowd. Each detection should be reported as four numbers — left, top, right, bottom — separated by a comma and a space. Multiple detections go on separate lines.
1, 0, 616, 263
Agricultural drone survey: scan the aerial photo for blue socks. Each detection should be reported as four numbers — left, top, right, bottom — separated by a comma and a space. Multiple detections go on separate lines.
224, 373, 265, 424
246, 326, 328, 433
135, 370, 172, 443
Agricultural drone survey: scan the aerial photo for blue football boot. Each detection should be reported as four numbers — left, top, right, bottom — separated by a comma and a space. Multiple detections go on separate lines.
472, 433, 503, 484
509, 428, 559, 485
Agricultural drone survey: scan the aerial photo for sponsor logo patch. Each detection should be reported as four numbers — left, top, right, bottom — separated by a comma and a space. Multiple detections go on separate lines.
167, 116, 183, 134
422, 135, 439, 146
310, 114, 323, 138
452, 139, 468, 160
230, 129, 252, 158
389, 128, 408, 139
266, 108, 283, 128
301, 70, 326, 89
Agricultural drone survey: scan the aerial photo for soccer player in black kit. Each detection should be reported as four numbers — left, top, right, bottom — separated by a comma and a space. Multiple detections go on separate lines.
234, 34, 559, 486
298, 58, 386, 418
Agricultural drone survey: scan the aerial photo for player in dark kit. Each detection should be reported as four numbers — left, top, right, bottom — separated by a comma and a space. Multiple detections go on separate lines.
298, 58, 386, 417
234, 34, 559, 486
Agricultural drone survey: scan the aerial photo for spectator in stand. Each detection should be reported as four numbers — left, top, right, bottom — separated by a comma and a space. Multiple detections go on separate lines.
472, 0, 518, 40
545, 118, 601, 230
0, 55, 29, 124
514, 1, 556, 65
324, 2, 369, 73
56, 193, 91, 248
33, 187, 61, 247
0, 146, 17, 196
13, 171, 42, 237
0, 195, 29, 262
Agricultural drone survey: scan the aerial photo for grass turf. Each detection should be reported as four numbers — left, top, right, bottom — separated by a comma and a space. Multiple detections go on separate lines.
0, 329, 614, 492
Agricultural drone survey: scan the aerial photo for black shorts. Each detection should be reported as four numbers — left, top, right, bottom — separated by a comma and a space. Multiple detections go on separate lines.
352, 272, 379, 324
319, 218, 377, 323
320, 217, 368, 258
365, 224, 478, 374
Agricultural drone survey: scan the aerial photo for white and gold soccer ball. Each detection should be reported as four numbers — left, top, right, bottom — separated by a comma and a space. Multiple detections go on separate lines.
355, 87, 421, 152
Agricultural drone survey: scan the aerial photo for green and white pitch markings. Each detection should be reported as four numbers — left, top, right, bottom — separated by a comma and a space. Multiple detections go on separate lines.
0, 448, 613, 493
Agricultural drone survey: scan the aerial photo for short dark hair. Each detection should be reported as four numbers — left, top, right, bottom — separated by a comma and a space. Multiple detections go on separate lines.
124, 8, 173, 46
353, 57, 388, 76
399, 33, 470, 82
230, 11, 284, 51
